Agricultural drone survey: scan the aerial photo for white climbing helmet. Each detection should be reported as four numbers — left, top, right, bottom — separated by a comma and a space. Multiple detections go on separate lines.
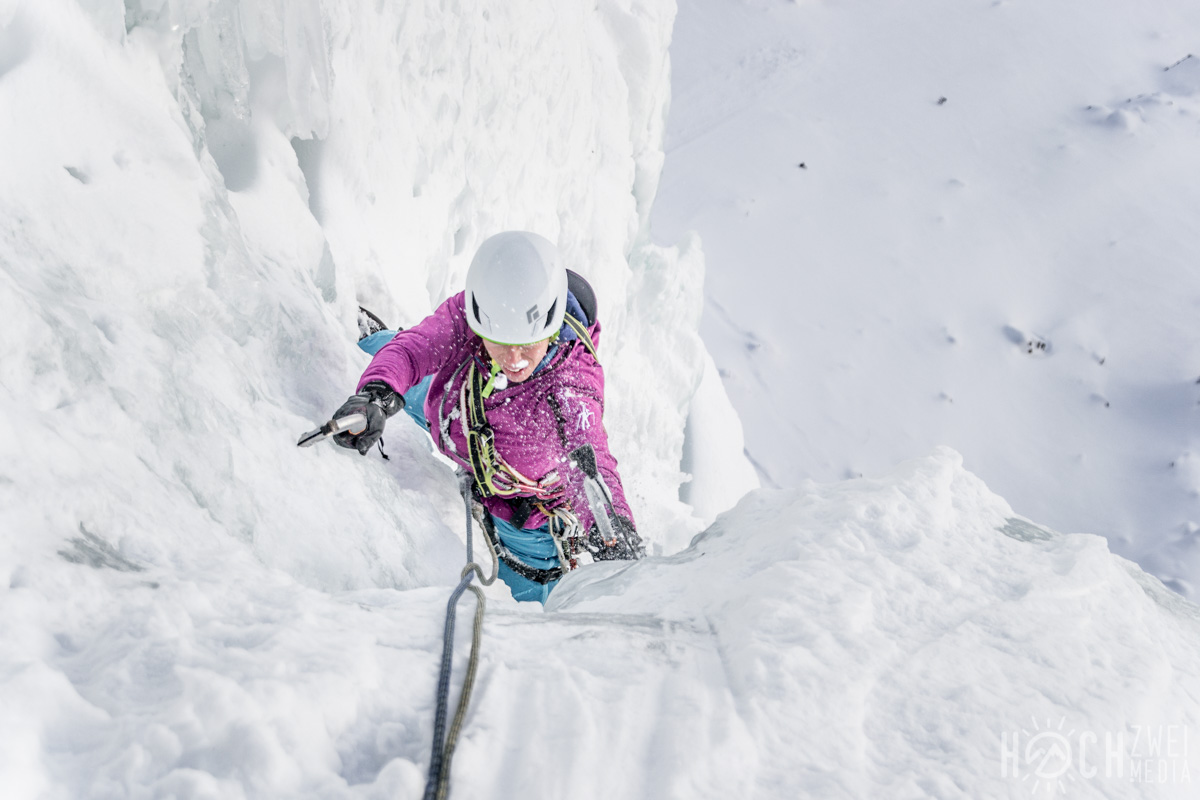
464, 231, 568, 345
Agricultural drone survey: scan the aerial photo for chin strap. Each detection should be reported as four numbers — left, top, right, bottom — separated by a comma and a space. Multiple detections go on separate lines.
480, 358, 507, 398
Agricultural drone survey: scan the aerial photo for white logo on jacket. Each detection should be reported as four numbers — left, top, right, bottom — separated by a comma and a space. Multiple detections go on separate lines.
576, 402, 593, 431
560, 388, 594, 432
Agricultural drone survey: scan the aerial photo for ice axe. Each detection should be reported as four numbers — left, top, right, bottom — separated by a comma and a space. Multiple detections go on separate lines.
296, 413, 367, 448
569, 443, 642, 559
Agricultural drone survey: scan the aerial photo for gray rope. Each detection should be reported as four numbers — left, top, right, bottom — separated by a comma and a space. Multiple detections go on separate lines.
422, 474, 496, 800
439, 580, 485, 800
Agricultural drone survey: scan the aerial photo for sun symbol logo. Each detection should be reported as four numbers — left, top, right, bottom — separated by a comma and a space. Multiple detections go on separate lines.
1021, 717, 1079, 798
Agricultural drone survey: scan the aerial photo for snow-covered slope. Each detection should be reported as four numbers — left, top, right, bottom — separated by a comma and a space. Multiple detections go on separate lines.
8, 447, 1200, 798
552, 449, 1200, 799
653, 0, 1200, 596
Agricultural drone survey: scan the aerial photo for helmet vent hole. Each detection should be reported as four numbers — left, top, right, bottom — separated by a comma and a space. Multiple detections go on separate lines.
544, 299, 557, 330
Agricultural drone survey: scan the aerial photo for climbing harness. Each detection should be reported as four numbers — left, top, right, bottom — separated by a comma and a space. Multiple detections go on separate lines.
471, 499, 586, 584
422, 472, 500, 800
453, 313, 600, 579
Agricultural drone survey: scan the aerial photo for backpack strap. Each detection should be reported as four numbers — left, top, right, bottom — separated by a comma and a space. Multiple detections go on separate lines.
566, 269, 597, 325
564, 270, 599, 362
562, 313, 599, 362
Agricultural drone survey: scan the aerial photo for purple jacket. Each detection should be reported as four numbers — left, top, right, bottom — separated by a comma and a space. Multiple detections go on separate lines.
358, 291, 634, 534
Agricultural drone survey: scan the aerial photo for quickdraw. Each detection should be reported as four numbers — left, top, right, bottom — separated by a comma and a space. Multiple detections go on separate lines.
459, 360, 564, 501
545, 504, 585, 572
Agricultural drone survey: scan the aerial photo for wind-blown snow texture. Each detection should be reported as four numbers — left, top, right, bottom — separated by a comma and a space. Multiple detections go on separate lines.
652, 0, 1200, 598
2, 0, 1199, 798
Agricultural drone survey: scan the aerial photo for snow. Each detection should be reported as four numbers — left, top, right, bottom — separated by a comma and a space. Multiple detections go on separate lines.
553, 448, 1200, 797
652, 0, 1200, 598
2, 0, 1200, 797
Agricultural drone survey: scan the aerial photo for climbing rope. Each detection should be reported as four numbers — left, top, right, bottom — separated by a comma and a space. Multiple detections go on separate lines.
422, 473, 498, 800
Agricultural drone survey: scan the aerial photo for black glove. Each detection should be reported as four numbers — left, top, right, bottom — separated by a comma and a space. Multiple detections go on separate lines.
332, 380, 404, 455
587, 515, 644, 561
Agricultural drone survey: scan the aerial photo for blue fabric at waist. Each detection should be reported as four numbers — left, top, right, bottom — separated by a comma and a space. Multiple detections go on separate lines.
490, 514, 559, 570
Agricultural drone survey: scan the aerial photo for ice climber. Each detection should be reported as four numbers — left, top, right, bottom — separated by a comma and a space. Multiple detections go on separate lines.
329, 231, 643, 603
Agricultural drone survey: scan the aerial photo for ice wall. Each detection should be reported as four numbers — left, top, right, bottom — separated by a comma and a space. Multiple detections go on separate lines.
0, 0, 751, 793
1, 0, 465, 598
112, 0, 752, 545
0, 0, 754, 614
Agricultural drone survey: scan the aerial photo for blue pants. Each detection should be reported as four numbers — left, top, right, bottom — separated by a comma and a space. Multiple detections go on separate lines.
359, 330, 560, 603
490, 515, 561, 604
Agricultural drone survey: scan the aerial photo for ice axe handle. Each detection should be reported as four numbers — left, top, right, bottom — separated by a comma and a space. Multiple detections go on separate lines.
296, 412, 368, 447
569, 443, 628, 550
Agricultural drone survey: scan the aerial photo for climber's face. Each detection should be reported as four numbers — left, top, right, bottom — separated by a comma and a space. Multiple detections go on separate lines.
482, 338, 551, 384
